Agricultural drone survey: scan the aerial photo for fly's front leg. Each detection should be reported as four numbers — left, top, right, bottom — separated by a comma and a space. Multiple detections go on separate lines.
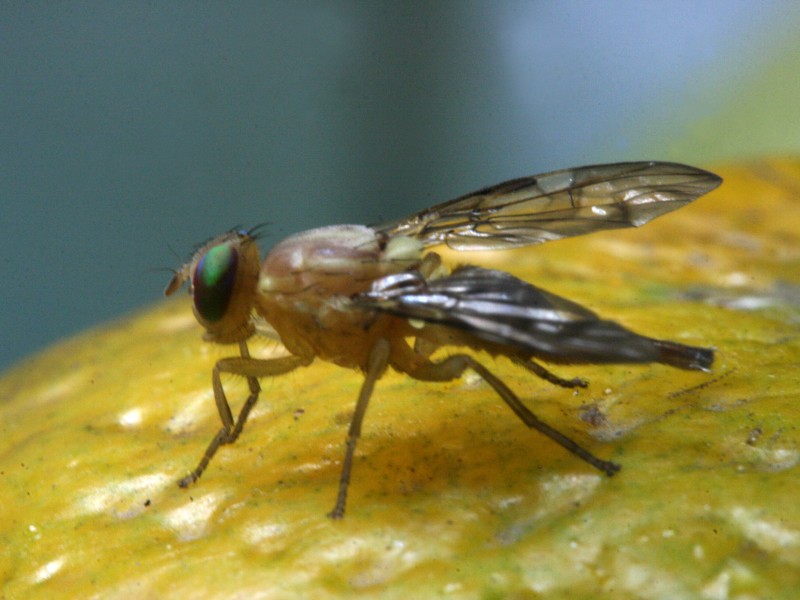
328, 338, 391, 520
178, 341, 311, 488
406, 354, 620, 477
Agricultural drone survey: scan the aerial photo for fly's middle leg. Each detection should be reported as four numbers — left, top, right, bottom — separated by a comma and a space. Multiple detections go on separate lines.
328, 338, 391, 520
405, 354, 620, 477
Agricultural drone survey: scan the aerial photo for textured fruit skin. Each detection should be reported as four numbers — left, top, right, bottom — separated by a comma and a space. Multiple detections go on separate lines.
2, 160, 799, 598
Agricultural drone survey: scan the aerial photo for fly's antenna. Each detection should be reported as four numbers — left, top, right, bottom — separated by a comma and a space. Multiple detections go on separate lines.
160, 238, 195, 296
164, 263, 191, 296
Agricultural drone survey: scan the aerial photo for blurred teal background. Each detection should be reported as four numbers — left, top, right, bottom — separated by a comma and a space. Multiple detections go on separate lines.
2, 2, 799, 371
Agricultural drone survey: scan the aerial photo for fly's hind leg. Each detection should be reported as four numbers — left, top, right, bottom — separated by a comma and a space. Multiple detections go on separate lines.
406, 354, 620, 477
513, 357, 588, 389
178, 341, 311, 488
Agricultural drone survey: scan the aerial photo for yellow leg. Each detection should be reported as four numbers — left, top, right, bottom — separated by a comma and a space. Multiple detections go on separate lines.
405, 353, 620, 477
328, 338, 391, 519
512, 357, 588, 389
178, 341, 311, 488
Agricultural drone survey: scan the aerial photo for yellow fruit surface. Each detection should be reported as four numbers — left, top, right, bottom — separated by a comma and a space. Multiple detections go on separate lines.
2, 160, 799, 598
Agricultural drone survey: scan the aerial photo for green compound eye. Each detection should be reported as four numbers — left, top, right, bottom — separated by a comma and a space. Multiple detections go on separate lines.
192, 244, 238, 323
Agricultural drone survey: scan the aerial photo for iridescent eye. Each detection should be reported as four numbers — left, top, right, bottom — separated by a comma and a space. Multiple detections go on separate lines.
192, 244, 238, 322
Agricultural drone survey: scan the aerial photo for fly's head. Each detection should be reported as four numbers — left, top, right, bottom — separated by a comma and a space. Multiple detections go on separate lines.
165, 230, 261, 344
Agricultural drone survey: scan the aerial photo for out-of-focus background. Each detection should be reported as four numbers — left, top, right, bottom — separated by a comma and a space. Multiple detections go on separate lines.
2, 2, 799, 372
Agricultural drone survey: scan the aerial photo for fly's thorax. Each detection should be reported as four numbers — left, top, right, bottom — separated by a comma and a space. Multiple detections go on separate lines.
166, 230, 261, 344
254, 225, 424, 367
258, 225, 424, 298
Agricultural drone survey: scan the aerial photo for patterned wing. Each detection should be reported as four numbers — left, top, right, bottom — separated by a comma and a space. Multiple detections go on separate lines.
375, 162, 721, 250
356, 266, 713, 370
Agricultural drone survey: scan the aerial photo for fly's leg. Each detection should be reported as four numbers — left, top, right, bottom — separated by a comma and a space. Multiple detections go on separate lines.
328, 338, 391, 520
513, 357, 588, 389
406, 354, 620, 477
178, 341, 311, 488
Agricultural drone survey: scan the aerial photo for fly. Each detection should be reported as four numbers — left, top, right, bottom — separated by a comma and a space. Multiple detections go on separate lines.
165, 161, 722, 519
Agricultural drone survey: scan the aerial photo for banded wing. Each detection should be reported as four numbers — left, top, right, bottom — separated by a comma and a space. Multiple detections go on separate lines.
376, 162, 722, 250
356, 266, 713, 371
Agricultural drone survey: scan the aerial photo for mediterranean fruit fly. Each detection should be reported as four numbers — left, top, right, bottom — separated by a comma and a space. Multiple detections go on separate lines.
165, 161, 721, 518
